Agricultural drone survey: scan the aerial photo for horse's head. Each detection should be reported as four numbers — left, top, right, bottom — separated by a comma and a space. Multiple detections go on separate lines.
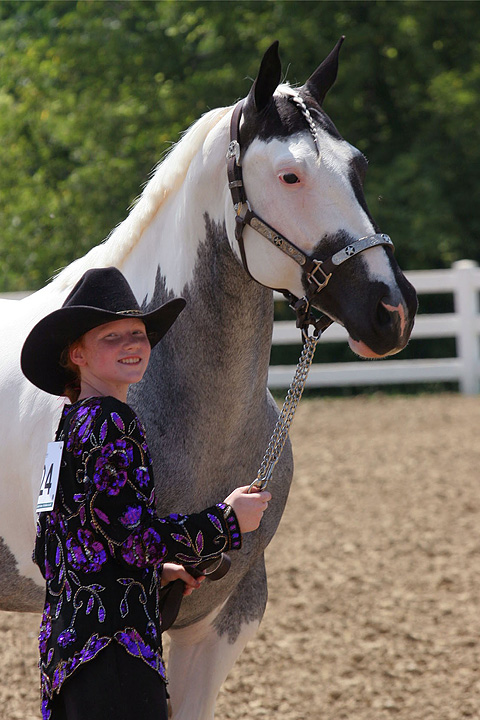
226, 39, 417, 358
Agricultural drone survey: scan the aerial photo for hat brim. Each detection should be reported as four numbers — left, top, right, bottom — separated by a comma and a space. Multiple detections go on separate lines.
21, 297, 186, 396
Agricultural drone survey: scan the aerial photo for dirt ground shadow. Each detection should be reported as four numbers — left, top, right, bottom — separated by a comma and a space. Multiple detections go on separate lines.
1, 394, 479, 720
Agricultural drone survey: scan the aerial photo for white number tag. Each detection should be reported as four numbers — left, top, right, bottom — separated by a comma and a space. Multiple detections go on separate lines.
36, 441, 64, 513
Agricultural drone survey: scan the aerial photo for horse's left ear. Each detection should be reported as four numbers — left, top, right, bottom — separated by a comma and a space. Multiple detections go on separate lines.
248, 41, 282, 112
304, 36, 345, 105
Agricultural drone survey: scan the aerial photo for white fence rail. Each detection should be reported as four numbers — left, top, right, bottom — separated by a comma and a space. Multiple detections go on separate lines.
2, 260, 480, 394
270, 260, 480, 394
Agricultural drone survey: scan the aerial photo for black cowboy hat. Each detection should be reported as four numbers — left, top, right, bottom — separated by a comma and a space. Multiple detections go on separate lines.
21, 267, 186, 396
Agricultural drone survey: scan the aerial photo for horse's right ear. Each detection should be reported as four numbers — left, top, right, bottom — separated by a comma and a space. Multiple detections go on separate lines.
305, 36, 345, 105
247, 41, 282, 112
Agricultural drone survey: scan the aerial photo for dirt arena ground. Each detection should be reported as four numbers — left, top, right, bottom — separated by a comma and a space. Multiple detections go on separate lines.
1, 394, 480, 720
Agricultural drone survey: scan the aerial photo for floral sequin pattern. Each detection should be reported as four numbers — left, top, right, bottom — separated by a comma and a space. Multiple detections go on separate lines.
119, 505, 143, 529
93, 438, 133, 495
65, 401, 102, 457
121, 527, 167, 567
51, 633, 111, 694
115, 628, 166, 679
35, 397, 241, 720
66, 529, 107, 573
39, 604, 52, 655
134, 466, 150, 488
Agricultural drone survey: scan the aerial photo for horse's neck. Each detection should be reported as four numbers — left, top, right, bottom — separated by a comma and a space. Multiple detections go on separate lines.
120, 111, 232, 303
129, 229, 274, 508
134, 215, 274, 431
125, 122, 276, 497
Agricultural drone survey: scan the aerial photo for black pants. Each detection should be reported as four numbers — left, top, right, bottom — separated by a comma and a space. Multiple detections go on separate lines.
49, 642, 168, 720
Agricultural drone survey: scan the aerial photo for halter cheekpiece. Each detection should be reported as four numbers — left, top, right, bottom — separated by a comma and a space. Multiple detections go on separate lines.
226, 97, 395, 336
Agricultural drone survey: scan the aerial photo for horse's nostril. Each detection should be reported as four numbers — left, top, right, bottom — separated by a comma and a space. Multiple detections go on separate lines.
376, 300, 392, 328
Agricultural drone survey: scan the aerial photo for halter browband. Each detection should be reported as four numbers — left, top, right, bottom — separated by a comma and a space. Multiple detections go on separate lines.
226, 98, 394, 333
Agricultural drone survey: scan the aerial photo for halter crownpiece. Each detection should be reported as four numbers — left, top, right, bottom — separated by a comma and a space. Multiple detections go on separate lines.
226, 98, 395, 334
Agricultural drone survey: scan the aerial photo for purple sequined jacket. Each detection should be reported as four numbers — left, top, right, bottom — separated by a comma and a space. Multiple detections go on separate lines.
34, 396, 241, 719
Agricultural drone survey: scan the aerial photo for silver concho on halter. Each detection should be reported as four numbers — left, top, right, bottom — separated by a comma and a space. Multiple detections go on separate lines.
331, 233, 393, 267
226, 140, 241, 165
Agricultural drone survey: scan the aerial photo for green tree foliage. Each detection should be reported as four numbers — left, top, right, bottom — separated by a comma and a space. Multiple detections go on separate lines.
0, 0, 479, 290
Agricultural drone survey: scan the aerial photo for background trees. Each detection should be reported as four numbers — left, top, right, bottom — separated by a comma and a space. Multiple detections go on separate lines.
1, 0, 479, 291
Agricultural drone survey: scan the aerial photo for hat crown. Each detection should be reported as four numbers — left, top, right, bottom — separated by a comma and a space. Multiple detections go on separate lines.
63, 267, 141, 314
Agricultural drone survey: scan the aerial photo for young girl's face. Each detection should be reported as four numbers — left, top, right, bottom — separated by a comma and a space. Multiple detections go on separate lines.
70, 317, 151, 401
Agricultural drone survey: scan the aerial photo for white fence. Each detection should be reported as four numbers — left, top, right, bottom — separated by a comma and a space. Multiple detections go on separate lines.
270, 260, 480, 395
2, 260, 480, 394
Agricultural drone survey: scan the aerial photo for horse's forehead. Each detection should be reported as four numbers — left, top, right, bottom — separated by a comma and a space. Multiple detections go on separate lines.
241, 92, 342, 148
242, 92, 355, 169
244, 125, 358, 179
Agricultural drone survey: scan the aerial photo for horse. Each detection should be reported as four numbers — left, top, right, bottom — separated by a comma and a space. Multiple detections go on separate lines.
0, 39, 417, 719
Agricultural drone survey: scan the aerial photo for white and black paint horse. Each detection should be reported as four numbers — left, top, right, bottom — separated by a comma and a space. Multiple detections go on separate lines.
0, 40, 416, 718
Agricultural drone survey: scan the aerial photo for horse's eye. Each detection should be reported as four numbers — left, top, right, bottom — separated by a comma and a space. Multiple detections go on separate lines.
281, 173, 300, 185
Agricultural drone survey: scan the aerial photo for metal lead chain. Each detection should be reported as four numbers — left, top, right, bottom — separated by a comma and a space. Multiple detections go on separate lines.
249, 329, 320, 493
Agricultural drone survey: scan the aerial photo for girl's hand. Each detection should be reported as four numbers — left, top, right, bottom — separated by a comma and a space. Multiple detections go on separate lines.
223, 486, 272, 534
161, 563, 205, 596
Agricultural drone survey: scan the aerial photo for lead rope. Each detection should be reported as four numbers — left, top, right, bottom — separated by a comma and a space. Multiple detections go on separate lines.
248, 326, 321, 493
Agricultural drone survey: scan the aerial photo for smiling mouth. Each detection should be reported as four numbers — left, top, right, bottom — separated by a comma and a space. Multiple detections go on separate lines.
119, 358, 142, 365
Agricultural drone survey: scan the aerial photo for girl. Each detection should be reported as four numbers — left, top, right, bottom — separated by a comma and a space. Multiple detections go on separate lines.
21, 266, 271, 720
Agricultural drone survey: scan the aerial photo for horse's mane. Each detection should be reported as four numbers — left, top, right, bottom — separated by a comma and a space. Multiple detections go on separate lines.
54, 105, 232, 290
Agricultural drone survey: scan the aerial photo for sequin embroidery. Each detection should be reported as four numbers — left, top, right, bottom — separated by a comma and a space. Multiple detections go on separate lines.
34, 397, 242, 717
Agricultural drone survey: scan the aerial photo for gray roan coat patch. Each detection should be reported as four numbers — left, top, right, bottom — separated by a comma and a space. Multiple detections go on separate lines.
128, 217, 293, 642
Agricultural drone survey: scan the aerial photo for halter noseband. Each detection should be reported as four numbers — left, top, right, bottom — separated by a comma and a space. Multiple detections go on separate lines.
226, 98, 394, 334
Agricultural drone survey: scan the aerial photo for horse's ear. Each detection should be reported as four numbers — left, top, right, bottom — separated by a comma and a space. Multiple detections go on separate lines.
248, 41, 282, 112
304, 36, 345, 105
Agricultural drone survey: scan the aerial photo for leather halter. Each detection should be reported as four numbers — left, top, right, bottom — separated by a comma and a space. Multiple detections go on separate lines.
226, 99, 395, 333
